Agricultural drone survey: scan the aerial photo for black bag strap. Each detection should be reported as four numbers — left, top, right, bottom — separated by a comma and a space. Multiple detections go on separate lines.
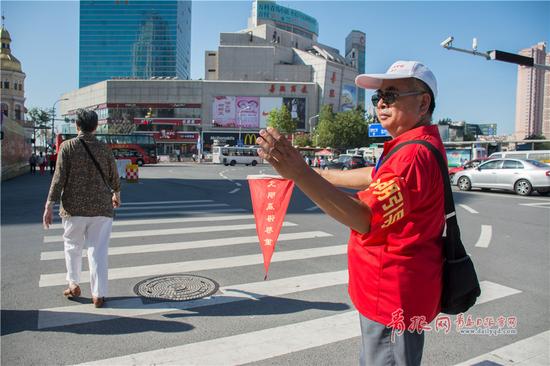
381, 139, 465, 260
78, 138, 115, 194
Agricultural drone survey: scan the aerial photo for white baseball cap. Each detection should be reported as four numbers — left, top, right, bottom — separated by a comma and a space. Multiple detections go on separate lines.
355, 60, 437, 99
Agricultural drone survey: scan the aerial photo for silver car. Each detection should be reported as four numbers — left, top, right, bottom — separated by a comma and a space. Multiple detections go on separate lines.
452, 158, 550, 196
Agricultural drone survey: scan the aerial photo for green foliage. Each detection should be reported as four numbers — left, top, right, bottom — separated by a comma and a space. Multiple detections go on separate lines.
463, 133, 476, 141
524, 134, 550, 150
267, 105, 297, 134
292, 134, 311, 147
314, 105, 371, 149
27, 107, 51, 127
437, 118, 453, 125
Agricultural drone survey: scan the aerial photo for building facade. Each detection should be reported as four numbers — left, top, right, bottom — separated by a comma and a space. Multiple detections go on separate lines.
206, 0, 363, 128
79, 0, 191, 88
543, 53, 550, 138
345, 30, 366, 108
514, 42, 547, 139
1, 24, 31, 180
59, 79, 318, 155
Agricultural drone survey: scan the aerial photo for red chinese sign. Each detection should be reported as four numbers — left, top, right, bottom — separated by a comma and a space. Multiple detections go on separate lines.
248, 175, 294, 279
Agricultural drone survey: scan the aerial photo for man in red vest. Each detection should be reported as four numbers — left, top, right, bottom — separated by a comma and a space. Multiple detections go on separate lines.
257, 61, 445, 366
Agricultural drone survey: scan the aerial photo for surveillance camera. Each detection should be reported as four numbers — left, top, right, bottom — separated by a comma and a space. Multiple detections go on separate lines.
440, 36, 454, 48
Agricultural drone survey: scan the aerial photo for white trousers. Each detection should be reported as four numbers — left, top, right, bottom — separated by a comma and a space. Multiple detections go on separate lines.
62, 216, 113, 297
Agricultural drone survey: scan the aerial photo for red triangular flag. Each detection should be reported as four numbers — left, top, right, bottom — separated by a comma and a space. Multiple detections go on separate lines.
248, 175, 294, 279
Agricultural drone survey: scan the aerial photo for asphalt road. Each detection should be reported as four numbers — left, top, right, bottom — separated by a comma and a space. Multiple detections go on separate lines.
1, 162, 549, 365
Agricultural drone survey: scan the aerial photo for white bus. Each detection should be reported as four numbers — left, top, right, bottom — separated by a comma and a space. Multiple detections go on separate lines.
212, 146, 263, 166
489, 150, 550, 163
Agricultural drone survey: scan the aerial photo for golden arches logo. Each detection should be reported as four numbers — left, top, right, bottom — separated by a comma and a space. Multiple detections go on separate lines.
243, 133, 258, 145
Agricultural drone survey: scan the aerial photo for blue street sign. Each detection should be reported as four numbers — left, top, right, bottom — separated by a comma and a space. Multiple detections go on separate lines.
368, 123, 389, 138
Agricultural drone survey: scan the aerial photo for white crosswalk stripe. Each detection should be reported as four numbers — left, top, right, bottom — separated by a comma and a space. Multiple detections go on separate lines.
38, 198, 528, 365
43, 222, 297, 243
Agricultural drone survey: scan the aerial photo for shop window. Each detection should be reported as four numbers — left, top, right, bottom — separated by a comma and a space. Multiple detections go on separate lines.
3, 81, 9, 89
15, 105, 22, 120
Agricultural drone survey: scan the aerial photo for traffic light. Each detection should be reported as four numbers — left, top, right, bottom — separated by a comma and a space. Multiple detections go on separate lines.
488, 50, 534, 67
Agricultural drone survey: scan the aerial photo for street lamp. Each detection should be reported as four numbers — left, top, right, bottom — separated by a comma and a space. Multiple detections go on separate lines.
308, 114, 319, 134
237, 106, 251, 146
440, 36, 550, 71
51, 98, 69, 152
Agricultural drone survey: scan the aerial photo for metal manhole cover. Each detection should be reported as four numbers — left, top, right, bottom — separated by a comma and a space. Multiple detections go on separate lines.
134, 274, 219, 302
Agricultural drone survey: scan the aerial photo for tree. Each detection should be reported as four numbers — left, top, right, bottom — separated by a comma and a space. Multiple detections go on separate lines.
267, 105, 297, 135
292, 133, 311, 147
314, 105, 371, 149
27, 107, 52, 152
437, 118, 452, 125
524, 134, 550, 150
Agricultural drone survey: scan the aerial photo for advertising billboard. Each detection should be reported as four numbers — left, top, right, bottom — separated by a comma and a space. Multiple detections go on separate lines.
212, 96, 237, 128
341, 85, 357, 111
255, 0, 319, 36
446, 149, 472, 167
283, 97, 306, 130
259, 97, 283, 128
212, 96, 260, 128
235, 97, 260, 128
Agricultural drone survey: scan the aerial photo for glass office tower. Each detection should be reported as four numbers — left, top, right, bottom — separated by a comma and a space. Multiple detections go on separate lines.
79, 0, 191, 88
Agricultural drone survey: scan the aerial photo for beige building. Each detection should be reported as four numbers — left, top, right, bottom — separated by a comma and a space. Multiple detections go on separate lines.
514, 42, 547, 139
543, 53, 550, 138
1, 24, 31, 180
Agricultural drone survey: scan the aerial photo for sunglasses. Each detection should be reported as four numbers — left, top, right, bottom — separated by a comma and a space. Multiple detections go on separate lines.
371, 89, 425, 106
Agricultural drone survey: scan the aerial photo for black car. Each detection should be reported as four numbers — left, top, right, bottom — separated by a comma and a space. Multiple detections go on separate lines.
325, 154, 366, 170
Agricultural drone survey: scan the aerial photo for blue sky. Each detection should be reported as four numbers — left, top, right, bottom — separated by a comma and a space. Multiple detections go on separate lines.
3, 1, 549, 135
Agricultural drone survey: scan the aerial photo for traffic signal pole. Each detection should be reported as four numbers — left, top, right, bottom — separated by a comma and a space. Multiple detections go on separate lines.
441, 36, 550, 71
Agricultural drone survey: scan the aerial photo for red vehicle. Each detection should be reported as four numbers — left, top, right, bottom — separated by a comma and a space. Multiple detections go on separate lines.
449, 158, 491, 178
56, 134, 157, 166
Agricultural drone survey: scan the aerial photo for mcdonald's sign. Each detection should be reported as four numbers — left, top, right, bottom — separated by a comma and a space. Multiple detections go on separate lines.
243, 133, 258, 146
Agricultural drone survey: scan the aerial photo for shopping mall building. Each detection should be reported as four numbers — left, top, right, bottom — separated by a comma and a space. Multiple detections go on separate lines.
60, 1, 365, 155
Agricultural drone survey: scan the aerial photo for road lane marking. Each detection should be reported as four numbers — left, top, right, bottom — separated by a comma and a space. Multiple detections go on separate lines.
476, 281, 522, 305
114, 203, 229, 211
458, 204, 479, 214
305, 205, 320, 211
41, 231, 333, 260
520, 202, 550, 208
39, 244, 346, 287
49, 214, 255, 230
38, 270, 349, 329
474, 225, 492, 248
453, 330, 549, 366
76, 311, 360, 365
235, 182, 242, 187
73, 281, 524, 365
54, 199, 214, 207
112, 208, 247, 218
44, 222, 297, 243
229, 188, 240, 194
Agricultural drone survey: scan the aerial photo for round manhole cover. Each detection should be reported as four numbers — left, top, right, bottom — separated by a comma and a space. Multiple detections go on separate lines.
134, 274, 219, 301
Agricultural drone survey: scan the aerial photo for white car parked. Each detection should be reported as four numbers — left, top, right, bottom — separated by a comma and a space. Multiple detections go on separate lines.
452, 158, 550, 196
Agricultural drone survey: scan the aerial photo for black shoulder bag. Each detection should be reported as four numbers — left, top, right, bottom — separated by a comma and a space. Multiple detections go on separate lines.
79, 138, 115, 194
382, 139, 481, 315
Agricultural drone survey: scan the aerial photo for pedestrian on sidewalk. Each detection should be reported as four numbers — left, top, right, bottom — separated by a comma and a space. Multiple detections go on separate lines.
29, 153, 37, 175
49, 152, 57, 174
256, 60, 444, 366
37, 152, 46, 175
43, 109, 121, 309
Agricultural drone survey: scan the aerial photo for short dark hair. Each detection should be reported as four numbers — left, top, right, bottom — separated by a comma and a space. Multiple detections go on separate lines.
75, 109, 98, 133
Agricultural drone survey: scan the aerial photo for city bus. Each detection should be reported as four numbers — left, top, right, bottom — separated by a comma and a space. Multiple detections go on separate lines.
489, 150, 550, 163
212, 146, 263, 166
56, 133, 158, 166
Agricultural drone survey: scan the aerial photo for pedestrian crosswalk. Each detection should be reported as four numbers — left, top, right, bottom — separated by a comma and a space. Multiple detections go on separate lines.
40, 199, 525, 365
